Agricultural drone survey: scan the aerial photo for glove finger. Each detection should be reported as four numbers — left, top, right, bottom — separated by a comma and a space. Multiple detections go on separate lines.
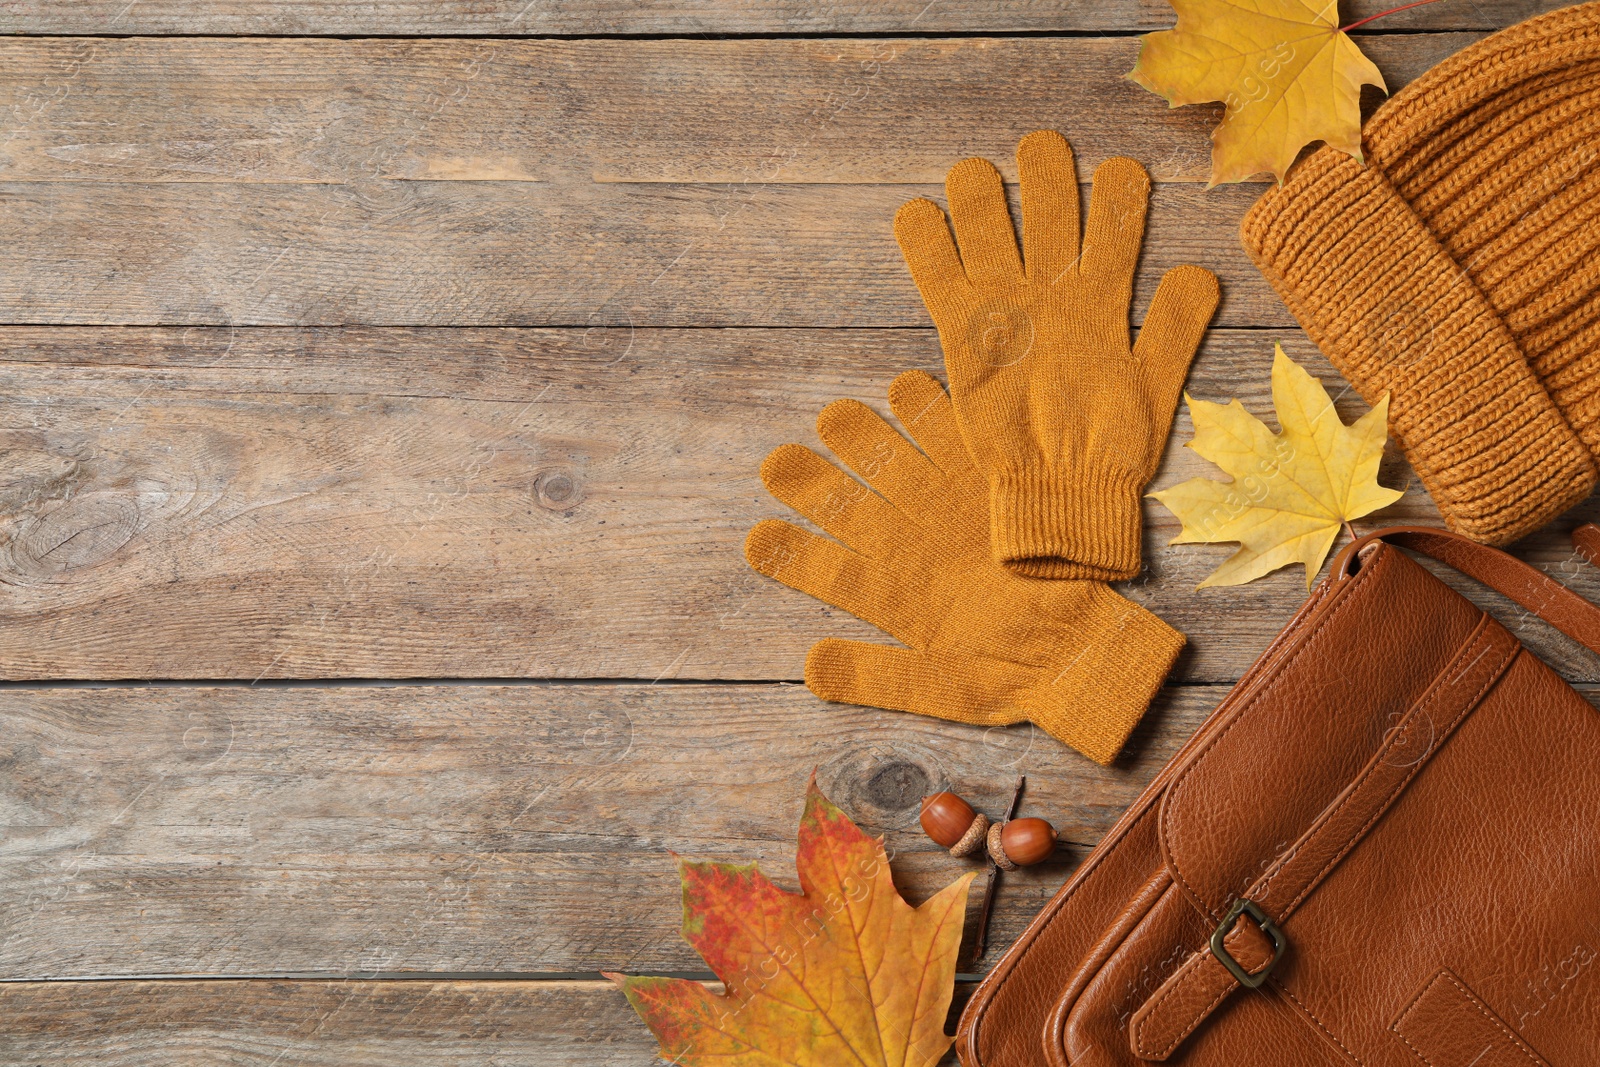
805, 638, 1023, 728
894, 197, 971, 315
885, 369, 991, 508
886, 370, 968, 472
946, 156, 1024, 286
1081, 156, 1150, 292
1133, 264, 1219, 443
816, 398, 947, 518
744, 520, 923, 645
759, 443, 902, 556
1018, 130, 1081, 285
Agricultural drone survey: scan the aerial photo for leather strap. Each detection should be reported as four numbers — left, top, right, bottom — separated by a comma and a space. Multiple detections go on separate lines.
1130, 523, 1600, 1060
1391, 970, 1552, 1067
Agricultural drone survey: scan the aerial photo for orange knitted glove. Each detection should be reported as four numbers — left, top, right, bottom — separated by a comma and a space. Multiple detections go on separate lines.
895, 130, 1220, 581
744, 370, 1185, 766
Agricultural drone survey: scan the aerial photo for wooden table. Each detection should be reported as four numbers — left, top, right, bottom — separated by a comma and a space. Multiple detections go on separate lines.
1, 2, 1593, 1062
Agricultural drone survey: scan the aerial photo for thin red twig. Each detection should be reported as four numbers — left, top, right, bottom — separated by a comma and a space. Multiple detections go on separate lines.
1339, 0, 1447, 34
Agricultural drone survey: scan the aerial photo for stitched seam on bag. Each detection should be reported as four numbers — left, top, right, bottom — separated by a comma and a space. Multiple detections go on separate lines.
1390, 971, 1446, 1066
1159, 554, 1383, 916
1278, 981, 1367, 1066
1135, 951, 1236, 1059
1394, 1027, 1440, 1066
1394, 969, 1443, 1024
1263, 619, 1511, 915
1392, 971, 1545, 1067
968, 801, 1163, 1049
1286, 638, 1504, 914
1148, 609, 1518, 1051
1446, 973, 1540, 1067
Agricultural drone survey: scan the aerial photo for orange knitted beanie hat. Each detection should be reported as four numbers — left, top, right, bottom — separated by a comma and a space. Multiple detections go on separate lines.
1242, 2, 1600, 546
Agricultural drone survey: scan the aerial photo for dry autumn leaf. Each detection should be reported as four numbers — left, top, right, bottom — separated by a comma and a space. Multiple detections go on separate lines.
1128, 0, 1388, 185
1151, 344, 1404, 588
607, 775, 975, 1067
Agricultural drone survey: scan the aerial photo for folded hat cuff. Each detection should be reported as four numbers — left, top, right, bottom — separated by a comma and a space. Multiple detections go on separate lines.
1241, 148, 1596, 545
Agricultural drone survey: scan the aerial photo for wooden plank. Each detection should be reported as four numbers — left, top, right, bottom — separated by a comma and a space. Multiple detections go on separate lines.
7, 679, 1600, 982
0, 0, 1559, 35
0, 682, 1215, 978
0, 36, 1500, 330
6, 325, 1600, 682
0, 979, 711, 1066
0, 178, 1294, 328
0, 977, 973, 1065
0, 36, 1471, 186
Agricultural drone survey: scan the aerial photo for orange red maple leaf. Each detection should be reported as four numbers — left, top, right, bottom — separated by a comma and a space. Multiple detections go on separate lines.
608, 777, 975, 1066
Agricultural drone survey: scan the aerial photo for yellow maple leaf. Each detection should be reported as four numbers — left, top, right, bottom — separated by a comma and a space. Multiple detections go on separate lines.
1128, 0, 1387, 185
1151, 344, 1404, 589
607, 775, 975, 1067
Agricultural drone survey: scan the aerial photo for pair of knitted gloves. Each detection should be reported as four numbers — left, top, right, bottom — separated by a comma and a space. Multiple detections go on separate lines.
746, 132, 1219, 765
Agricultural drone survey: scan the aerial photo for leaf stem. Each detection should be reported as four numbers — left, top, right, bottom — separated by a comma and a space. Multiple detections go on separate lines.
1339, 0, 1447, 33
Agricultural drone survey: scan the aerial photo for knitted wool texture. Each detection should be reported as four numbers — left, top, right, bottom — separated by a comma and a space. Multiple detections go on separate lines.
895, 131, 1220, 580
1242, 2, 1600, 545
744, 370, 1184, 766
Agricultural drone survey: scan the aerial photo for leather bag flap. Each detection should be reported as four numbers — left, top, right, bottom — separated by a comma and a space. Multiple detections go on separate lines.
1131, 542, 1523, 1059
1155, 540, 1497, 920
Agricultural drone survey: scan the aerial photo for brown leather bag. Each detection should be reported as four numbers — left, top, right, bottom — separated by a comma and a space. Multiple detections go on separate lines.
956, 525, 1600, 1067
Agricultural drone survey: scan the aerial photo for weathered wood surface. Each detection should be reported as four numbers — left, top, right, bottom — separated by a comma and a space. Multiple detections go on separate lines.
7, 325, 1600, 683
0, 979, 695, 1066
0, 36, 1470, 186
6, 680, 1600, 983
0, 33, 1497, 329
0, 179, 1293, 327
0, 0, 1561, 35
0, 978, 973, 1066
0, 682, 1215, 978
1, 14, 1590, 1064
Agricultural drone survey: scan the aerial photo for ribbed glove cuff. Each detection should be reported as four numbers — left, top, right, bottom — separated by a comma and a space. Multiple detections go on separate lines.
991, 467, 1144, 581
1034, 589, 1184, 766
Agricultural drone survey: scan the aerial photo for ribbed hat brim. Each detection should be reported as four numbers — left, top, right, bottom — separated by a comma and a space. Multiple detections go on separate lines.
1241, 2, 1600, 545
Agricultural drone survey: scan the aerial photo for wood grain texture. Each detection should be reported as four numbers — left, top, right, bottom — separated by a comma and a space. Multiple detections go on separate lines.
0, 0, 1560, 34
0, 979, 696, 1066
0, 978, 973, 1066
0, 9, 1582, 1062
0, 682, 1214, 978
7, 325, 1600, 683
0, 34, 1500, 330
0, 36, 1471, 185
0, 178, 1294, 327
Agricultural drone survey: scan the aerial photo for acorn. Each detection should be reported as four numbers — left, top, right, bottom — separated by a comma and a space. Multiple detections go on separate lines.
920, 792, 991, 858
987, 817, 1057, 870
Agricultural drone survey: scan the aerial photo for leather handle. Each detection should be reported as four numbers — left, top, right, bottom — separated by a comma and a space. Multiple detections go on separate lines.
1337, 524, 1600, 656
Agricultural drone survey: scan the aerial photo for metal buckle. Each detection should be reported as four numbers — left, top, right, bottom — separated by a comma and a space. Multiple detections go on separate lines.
1209, 898, 1288, 989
